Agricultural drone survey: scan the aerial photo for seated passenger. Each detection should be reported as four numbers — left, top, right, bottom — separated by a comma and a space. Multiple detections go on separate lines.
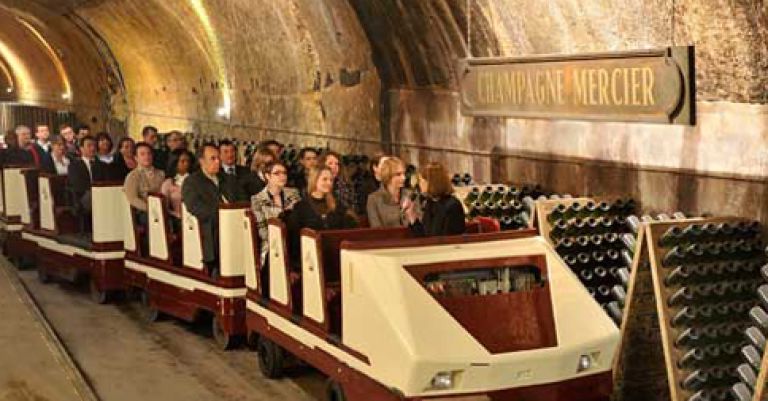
219, 139, 253, 201
67, 135, 109, 214
50, 137, 70, 175
29, 124, 55, 173
251, 161, 301, 264
242, 148, 275, 199
160, 149, 194, 220
96, 132, 115, 164
182, 144, 242, 274
288, 147, 318, 196
0, 130, 33, 166
123, 142, 165, 224
286, 166, 357, 266
318, 151, 356, 211
366, 157, 410, 228
359, 153, 386, 212
111, 137, 136, 180
404, 162, 465, 237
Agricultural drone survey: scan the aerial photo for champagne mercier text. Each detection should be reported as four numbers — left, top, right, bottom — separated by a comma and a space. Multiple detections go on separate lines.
474, 67, 656, 107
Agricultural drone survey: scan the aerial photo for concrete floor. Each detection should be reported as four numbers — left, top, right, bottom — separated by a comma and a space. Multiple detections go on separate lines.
5, 261, 326, 401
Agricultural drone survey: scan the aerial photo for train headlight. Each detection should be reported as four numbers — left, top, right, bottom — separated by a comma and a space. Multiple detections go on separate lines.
577, 354, 592, 372
430, 371, 455, 390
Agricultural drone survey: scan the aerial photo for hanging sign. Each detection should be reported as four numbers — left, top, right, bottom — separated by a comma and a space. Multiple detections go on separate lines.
457, 46, 695, 125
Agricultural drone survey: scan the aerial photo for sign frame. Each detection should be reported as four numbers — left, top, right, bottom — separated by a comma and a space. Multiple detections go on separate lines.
457, 46, 696, 125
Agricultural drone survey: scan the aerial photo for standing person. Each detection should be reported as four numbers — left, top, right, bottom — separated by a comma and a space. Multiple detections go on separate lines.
111, 137, 137, 180
286, 166, 357, 265
404, 162, 465, 237
289, 147, 318, 194
50, 137, 71, 175
366, 157, 408, 228
160, 149, 194, 220
243, 148, 275, 198
219, 139, 252, 200
95, 132, 115, 164
142, 125, 167, 171
123, 142, 165, 223
318, 151, 355, 211
29, 124, 55, 173
59, 124, 79, 158
182, 144, 242, 275
0, 131, 33, 166
67, 135, 109, 214
251, 161, 301, 270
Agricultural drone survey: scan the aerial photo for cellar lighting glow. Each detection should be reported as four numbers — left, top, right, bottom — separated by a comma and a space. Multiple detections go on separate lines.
16, 17, 71, 102
189, 0, 231, 119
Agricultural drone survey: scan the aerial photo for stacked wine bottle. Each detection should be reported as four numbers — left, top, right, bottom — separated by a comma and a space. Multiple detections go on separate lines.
731, 261, 768, 401
654, 221, 765, 401
463, 184, 551, 230
547, 199, 637, 325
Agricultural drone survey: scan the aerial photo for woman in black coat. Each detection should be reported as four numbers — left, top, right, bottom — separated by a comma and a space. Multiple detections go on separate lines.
286, 166, 357, 265
404, 162, 465, 237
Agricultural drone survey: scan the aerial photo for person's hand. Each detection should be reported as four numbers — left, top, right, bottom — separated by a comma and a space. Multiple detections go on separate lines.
402, 197, 417, 223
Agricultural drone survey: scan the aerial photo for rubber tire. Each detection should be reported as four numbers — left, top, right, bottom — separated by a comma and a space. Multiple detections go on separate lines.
90, 279, 108, 304
140, 291, 160, 323
257, 336, 285, 379
325, 379, 347, 401
212, 315, 236, 350
37, 267, 51, 284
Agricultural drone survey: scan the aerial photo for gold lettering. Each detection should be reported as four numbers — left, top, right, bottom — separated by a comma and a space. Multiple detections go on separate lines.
546, 70, 558, 105
631, 67, 641, 105
556, 70, 565, 105
516, 71, 525, 104
588, 69, 598, 105
525, 72, 536, 104
598, 69, 610, 105
536, 71, 546, 104
573, 69, 589, 105
642, 67, 654, 106
611, 68, 623, 105
624, 68, 630, 106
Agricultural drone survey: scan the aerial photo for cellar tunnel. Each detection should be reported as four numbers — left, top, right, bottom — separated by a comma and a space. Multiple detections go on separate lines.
0, 0, 766, 220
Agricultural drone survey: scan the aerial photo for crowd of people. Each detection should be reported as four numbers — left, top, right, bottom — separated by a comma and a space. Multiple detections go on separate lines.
1, 123, 467, 275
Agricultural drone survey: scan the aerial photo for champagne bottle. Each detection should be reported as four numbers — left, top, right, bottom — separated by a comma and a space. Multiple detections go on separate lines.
749, 306, 768, 332
667, 287, 694, 307
575, 235, 590, 249
736, 364, 757, 389
605, 301, 623, 325
677, 348, 705, 369
611, 285, 627, 306
761, 263, 768, 281
499, 215, 514, 230
555, 238, 575, 253
579, 269, 594, 283
675, 327, 702, 348
672, 212, 687, 219
731, 383, 753, 401
758, 284, 768, 310
665, 265, 691, 287
462, 173, 473, 186
656, 213, 672, 221
583, 200, 598, 217
564, 202, 582, 220
464, 187, 482, 205
620, 249, 634, 267
620, 233, 637, 251
597, 201, 611, 214
741, 345, 762, 370
451, 174, 462, 186
469, 201, 484, 218
745, 326, 766, 352
479, 186, 494, 202
615, 267, 630, 286
626, 215, 642, 234
680, 370, 709, 391
659, 226, 685, 247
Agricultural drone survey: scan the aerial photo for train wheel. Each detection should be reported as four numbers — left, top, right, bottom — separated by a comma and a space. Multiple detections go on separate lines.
212, 315, 236, 350
37, 267, 51, 284
89, 279, 109, 304
325, 379, 347, 401
257, 336, 285, 379
140, 291, 160, 323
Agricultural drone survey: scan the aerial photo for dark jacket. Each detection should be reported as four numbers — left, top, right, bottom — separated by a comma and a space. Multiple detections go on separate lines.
110, 154, 133, 181
410, 195, 465, 237
0, 148, 33, 166
286, 196, 357, 267
66, 157, 109, 198
29, 143, 55, 174
181, 170, 243, 263
222, 164, 257, 201
152, 148, 168, 171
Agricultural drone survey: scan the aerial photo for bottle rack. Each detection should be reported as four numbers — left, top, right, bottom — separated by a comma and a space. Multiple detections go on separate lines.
731, 264, 768, 401
536, 197, 637, 326
456, 184, 559, 231
639, 218, 766, 401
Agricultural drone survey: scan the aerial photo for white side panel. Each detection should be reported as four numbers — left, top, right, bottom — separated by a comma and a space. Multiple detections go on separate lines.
122, 196, 136, 252
125, 260, 245, 297
219, 207, 247, 278
19, 174, 30, 224
4, 168, 25, 219
38, 178, 55, 231
91, 186, 125, 243
0, 168, 5, 214
268, 223, 289, 305
181, 205, 204, 270
147, 196, 169, 260
241, 212, 258, 290
301, 235, 324, 324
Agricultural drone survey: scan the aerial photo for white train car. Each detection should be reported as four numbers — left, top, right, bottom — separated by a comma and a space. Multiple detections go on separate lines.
121, 193, 255, 349
247, 222, 618, 401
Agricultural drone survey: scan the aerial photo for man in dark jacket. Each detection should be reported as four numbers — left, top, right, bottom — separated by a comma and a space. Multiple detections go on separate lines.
218, 139, 253, 200
67, 135, 108, 213
182, 143, 242, 275
142, 125, 167, 171
29, 124, 55, 173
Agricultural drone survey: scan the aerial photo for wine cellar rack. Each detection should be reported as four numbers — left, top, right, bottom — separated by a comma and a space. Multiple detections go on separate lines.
456, 184, 547, 231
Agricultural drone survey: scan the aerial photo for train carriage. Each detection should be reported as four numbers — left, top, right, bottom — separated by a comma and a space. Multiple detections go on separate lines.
20, 173, 126, 303
246, 221, 619, 401
121, 193, 255, 349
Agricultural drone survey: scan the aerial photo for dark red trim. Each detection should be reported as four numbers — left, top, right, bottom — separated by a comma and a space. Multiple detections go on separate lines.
219, 202, 250, 210
246, 310, 611, 401
36, 245, 123, 292
125, 253, 245, 288
341, 228, 538, 251
91, 241, 124, 252
91, 180, 124, 187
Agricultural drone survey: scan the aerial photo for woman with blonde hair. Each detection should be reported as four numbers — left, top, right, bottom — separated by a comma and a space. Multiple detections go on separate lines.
286, 166, 357, 265
366, 157, 408, 228
404, 162, 465, 237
